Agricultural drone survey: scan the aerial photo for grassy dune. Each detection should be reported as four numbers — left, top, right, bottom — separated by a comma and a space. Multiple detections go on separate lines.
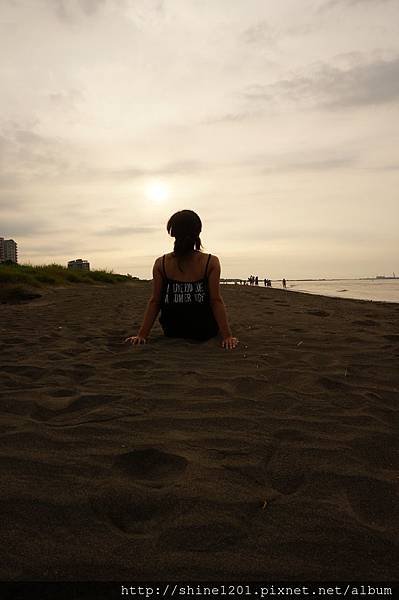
0, 262, 136, 303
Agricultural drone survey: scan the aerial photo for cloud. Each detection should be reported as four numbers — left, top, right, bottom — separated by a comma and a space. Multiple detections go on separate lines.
367, 163, 399, 171
201, 111, 261, 125
0, 217, 72, 237
21, 242, 119, 257
47, 89, 83, 114
229, 223, 385, 244
95, 226, 159, 236
49, 0, 108, 22
262, 156, 357, 173
320, 0, 394, 12
0, 124, 73, 187
72, 160, 206, 183
0, 121, 207, 188
244, 56, 399, 110
241, 21, 276, 46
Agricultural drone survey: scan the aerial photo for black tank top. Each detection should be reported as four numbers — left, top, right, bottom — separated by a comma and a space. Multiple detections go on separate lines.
159, 253, 218, 341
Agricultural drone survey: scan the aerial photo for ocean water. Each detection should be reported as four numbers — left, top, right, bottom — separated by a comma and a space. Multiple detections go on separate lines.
286, 279, 399, 303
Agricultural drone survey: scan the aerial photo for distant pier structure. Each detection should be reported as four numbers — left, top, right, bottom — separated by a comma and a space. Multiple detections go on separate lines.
68, 258, 90, 271
0, 237, 18, 263
376, 272, 397, 280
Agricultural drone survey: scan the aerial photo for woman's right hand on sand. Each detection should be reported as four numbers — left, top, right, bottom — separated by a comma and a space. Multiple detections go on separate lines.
124, 335, 147, 345
221, 336, 239, 350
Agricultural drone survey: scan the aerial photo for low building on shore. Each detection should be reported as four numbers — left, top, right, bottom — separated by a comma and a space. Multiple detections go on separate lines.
67, 258, 90, 271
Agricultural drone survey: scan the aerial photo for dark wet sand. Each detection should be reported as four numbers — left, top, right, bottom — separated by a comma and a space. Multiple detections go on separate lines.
0, 281, 398, 580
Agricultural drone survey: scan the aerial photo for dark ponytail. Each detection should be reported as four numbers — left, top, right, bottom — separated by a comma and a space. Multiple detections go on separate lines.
167, 210, 202, 271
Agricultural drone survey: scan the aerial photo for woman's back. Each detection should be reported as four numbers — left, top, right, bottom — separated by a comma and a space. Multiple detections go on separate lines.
162, 250, 210, 282
159, 251, 218, 340
124, 209, 238, 349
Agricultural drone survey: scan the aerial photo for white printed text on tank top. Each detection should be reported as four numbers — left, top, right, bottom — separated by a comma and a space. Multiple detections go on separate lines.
164, 281, 205, 304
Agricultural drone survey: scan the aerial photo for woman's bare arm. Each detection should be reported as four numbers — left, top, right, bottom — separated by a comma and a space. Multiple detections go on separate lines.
124, 258, 164, 344
207, 255, 238, 349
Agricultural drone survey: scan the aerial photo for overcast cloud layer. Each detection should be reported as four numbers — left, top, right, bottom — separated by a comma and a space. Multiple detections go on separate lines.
1, 0, 398, 278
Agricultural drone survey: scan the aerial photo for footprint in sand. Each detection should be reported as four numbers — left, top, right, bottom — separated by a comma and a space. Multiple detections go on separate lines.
53, 364, 96, 383
351, 432, 399, 470
66, 393, 122, 413
71, 364, 96, 383
273, 428, 305, 442
90, 486, 184, 535
267, 448, 306, 495
268, 468, 305, 495
112, 359, 155, 370
49, 388, 77, 398
190, 385, 229, 398
231, 376, 268, 395
76, 335, 92, 343
1, 364, 46, 381
306, 309, 330, 317
383, 334, 399, 343
7, 337, 28, 345
344, 476, 399, 529
32, 393, 120, 421
31, 404, 63, 421
104, 328, 127, 336
114, 448, 188, 482
158, 521, 243, 552
39, 335, 58, 343
319, 376, 349, 391
106, 337, 128, 351
90, 483, 197, 537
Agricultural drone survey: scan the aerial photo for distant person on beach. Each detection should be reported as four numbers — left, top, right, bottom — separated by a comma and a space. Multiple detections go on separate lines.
282, 278, 286, 288
124, 210, 238, 350
255, 276, 258, 286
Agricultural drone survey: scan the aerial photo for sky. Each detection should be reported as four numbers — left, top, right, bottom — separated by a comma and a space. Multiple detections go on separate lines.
1, 0, 398, 279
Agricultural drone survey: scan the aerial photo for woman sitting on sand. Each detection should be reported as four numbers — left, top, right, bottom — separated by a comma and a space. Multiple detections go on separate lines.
124, 209, 238, 350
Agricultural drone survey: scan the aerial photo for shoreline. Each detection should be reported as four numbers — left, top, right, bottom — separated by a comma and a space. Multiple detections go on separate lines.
285, 287, 399, 305
223, 281, 399, 305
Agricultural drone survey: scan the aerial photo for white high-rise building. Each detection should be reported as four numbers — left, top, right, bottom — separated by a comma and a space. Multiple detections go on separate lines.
0, 238, 18, 263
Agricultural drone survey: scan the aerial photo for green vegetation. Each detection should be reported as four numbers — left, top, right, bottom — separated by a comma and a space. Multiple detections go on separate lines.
0, 262, 134, 288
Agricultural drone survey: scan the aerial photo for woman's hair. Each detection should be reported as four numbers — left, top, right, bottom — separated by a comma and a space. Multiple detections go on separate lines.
167, 209, 202, 270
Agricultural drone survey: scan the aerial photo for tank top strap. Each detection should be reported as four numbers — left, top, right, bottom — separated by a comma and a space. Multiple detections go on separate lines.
162, 254, 167, 281
204, 253, 212, 278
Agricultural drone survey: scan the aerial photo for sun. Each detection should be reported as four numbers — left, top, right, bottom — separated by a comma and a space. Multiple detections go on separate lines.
145, 181, 170, 203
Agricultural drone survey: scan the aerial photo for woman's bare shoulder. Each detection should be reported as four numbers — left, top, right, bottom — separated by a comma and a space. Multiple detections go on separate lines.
208, 253, 220, 264
154, 253, 172, 262
153, 255, 167, 272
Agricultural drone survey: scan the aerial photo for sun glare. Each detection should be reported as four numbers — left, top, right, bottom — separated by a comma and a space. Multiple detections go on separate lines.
146, 181, 169, 203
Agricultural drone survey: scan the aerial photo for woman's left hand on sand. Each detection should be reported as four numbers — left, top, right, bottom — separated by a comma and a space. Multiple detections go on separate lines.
124, 335, 147, 345
221, 336, 239, 350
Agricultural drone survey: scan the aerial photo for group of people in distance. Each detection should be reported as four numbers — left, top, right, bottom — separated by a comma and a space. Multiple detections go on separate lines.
246, 276, 287, 288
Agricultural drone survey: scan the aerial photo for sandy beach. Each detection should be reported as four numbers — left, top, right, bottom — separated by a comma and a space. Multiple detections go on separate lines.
0, 281, 398, 581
